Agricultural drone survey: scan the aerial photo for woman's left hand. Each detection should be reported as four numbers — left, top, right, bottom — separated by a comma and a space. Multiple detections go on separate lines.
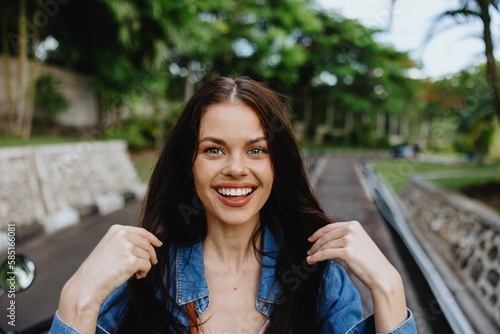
306, 221, 408, 332
306, 220, 395, 290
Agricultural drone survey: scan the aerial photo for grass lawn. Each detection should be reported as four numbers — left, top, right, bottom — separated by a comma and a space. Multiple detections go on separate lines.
0, 136, 88, 147
430, 175, 500, 189
372, 159, 500, 193
130, 150, 159, 183
134, 159, 156, 182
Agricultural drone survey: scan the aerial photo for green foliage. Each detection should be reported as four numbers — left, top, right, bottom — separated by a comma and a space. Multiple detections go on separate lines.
104, 117, 157, 150
22, 0, 420, 147
34, 74, 70, 122
422, 65, 497, 156
349, 124, 374, 147
453, 134, 474, 153
472, 120, 496, 154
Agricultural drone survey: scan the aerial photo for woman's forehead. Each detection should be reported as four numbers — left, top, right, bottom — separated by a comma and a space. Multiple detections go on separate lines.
198, 102, 265, 140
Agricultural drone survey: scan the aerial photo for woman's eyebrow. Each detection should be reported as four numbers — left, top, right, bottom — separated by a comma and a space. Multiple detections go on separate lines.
245, 136, 267, 145
199, 136, 226, 145
198, 136, 267, 145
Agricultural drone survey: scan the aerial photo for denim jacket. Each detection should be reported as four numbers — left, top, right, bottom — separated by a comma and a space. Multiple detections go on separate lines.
50, 227, 417, 334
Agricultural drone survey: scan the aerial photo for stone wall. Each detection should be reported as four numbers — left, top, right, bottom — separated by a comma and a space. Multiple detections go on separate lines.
400, 177, 500, 330
0, 140, 145, 242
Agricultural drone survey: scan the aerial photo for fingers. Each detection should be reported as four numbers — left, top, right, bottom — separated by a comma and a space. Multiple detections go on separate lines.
104, 225, 163, 278
306, 242, 347, 265
109, 224, 163, 248
307, 221, 360, 255
308, 221, 354, 243
62, 224, 164, 315
127, 233, 159, 265
132, 256, 153, 280
306, 221, 364, 265
307, 221, 396, 290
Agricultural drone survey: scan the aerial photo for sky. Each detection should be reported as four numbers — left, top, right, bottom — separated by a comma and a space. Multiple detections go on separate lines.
318, 0, 500, 79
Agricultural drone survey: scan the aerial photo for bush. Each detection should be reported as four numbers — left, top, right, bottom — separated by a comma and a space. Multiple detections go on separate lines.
34, 74, 70, 123
105, 118, 156, 150
453, 135, 473, 153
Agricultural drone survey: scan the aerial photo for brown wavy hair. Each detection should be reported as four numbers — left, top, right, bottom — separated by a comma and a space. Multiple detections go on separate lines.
115, 77, 333, 333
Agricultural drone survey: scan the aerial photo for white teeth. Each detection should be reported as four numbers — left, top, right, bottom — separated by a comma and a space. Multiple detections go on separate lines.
217, 188, 254, 197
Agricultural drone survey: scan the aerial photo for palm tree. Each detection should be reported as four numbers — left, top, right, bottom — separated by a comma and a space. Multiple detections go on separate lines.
393, 0, 500, 122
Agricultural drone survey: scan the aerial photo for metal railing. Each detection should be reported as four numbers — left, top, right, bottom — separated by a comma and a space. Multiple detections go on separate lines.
361, 162, 475, 334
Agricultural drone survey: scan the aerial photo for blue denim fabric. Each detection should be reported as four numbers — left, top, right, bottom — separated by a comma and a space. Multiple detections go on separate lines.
50, 227, 417, 333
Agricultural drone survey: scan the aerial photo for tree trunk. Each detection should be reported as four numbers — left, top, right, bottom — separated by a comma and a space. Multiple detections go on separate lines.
478, 0, 500, 122
22, 58, 36, 139
1, 13, 15, 135
302, 95, 312, 139
376, 112, 385, 138
184, 71, 195, 102
401, 116, 410, 142
16, 0, 28, 132
325, 103, 335, 128
344, 110, 354, 134
154, 97, 163, 150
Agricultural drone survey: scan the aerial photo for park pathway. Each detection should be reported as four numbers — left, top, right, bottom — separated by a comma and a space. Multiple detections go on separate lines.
313, 156, 434, 333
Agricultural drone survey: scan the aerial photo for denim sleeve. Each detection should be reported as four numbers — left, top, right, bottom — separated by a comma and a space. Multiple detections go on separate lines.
49, 311, 84, 334
318, 260, 417, 334
49, 283, 128, 334
346, 310, 417, 334
318, 260, 364, 333
48, 311, 116, 334
96, 283, 128, 333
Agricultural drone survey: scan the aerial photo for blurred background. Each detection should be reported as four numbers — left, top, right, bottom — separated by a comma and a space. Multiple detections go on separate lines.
0, 0, 499, 333
1, 0, 499, 166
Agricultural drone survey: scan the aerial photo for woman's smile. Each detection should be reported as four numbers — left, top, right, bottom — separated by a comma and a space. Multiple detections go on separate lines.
192, 102, 274, 226
213, 183, 257, 207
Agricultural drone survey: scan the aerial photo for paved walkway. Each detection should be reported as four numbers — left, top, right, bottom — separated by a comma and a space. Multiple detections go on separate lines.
313, 156, 430, 333
0, 202, 141, 332
2, 155, 432, 332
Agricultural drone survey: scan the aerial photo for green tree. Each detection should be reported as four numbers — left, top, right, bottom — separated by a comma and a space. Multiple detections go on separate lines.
289, 10, 417, 144
421, 65, 496, 161
0, 0, 420, 149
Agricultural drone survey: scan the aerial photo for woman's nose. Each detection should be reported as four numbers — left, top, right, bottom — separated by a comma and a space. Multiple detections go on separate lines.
222, 154, 249, 177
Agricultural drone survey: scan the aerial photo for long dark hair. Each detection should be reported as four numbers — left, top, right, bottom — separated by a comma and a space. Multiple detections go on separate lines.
116, 77, 333, 333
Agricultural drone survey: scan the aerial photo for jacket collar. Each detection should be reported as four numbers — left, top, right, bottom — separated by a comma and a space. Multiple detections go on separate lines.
175, 226, 282, 306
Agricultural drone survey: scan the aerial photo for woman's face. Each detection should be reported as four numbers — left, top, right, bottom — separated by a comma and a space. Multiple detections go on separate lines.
192, 102, 274, 228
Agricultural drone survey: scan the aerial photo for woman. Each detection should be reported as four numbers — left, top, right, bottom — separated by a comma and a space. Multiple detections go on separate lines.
50, 77, 416, 333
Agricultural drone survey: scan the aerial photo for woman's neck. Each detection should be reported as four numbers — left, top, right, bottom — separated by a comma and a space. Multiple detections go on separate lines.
203, 219, 262, 274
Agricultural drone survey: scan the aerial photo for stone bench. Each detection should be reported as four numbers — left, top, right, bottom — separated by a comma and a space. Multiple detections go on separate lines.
0, 140, 146, 246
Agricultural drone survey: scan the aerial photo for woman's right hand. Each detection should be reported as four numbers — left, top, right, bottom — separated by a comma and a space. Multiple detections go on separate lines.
57, 224, 162, 333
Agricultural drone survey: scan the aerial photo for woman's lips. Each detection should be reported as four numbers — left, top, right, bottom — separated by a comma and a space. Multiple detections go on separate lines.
213, 188, 256, 207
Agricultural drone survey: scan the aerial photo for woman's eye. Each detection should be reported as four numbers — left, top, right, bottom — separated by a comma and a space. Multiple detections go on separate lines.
248, 147, 268, 156
204, 147, 223, 155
